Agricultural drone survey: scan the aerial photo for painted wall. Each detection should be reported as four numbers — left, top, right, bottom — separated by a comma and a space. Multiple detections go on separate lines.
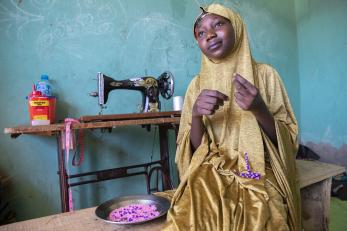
0, 0, 299, 221
295, 0, 347, 166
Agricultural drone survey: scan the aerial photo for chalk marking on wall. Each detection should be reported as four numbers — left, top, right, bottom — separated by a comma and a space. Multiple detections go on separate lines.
193, 0, 202, 7
30, 0, 56, 10
126, 13, 190, 41
52, 20, 66, 39
122, 13, 190, 60
118, 12, 197, 74
78, 0, 97, 9
76, 0, 124, 21
76, 12, 114, 35
193, 0, 213, 11
36, 30, 54, 58
0, 0, 44, 39
35, 0, 125, 61
76, 0, 125, 34
9, 0, 42, 19
116, 0, 127, 18
56, 43, 90, 60
322, 126, 334, 143
0, 4, 12, 22
97, 5, 116, 21
36, 13, 115, 61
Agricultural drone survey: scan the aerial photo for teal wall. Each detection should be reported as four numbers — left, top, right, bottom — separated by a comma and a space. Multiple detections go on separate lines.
0, 0, 299, 221
295, 0, 347, 159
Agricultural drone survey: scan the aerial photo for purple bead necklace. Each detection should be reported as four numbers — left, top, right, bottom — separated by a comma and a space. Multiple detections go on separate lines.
238, 152, 261, 180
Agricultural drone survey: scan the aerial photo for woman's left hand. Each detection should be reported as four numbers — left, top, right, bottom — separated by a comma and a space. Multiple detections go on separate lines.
233, 73, 264, 112
233, 73, 277, 145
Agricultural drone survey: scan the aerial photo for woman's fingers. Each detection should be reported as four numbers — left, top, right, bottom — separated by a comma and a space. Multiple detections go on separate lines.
233, 73, 260, 110
233, 73, 257, 96
233, 79, 247, 96
194, 90, 229, 115
202, 89, 229, 101
199, 94, 224, 105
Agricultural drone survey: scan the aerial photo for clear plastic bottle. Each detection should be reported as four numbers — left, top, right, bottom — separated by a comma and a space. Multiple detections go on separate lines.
36, 74, 52, 97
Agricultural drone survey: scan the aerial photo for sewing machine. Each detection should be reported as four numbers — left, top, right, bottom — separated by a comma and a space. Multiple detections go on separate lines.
89, 71, 174, 113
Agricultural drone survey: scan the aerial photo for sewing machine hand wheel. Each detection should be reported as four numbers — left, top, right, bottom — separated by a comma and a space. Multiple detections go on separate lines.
158, 71, 174, 99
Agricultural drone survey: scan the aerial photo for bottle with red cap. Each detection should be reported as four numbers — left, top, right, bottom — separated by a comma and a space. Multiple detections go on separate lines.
27, 84, 56, 126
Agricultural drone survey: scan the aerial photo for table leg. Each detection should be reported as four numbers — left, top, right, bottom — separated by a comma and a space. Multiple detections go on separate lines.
158, 125, 172, 190
301, 178, 331, 231
56, 132, 69, 212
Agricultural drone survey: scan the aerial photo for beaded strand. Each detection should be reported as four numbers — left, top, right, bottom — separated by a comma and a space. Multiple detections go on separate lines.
238, 152, 261, 180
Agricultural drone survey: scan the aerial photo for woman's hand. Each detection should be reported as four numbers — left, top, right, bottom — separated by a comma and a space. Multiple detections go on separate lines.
190, 89, 228, 151
233, 73, 263, 112
233, 73, 278, 146
192, 89, 228, 117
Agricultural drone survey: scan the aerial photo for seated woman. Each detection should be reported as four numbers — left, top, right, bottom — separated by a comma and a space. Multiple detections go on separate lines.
159, 3, 301, 231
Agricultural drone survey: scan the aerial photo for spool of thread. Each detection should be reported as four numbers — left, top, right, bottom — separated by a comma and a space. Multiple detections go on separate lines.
173, 96, 183, 111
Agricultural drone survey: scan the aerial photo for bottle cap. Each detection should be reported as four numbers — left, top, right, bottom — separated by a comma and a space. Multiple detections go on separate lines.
41, 74, 49, 80
28, 84, 42, 99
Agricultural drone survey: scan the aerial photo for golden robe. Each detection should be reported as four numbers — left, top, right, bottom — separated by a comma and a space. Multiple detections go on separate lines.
159, 4, 301, 231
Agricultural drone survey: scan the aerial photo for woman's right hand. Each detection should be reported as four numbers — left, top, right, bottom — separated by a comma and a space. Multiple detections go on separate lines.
192, 89, 229, 117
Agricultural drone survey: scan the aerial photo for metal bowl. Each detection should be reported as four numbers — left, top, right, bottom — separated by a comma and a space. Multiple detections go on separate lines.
95, 194, 170, 225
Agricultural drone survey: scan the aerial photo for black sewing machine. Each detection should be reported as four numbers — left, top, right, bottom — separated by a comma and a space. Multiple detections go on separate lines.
89, 71, 174, 113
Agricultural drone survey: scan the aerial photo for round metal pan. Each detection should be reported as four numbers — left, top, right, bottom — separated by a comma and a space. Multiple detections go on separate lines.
95, 194, 170, 225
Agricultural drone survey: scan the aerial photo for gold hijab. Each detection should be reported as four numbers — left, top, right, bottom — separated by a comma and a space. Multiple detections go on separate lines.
198, 4, 266, 191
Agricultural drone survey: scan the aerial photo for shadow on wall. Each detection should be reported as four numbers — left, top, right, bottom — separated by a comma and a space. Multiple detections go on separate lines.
303, 142, 347, 168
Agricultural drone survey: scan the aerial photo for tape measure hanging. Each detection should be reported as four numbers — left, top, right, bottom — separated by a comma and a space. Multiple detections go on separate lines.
64, 118, 85, 211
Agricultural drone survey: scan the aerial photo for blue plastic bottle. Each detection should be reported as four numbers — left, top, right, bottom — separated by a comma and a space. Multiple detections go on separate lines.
36, 74, 52, 97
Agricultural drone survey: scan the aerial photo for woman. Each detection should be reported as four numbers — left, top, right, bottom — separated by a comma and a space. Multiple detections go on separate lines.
160, 4, 301, 230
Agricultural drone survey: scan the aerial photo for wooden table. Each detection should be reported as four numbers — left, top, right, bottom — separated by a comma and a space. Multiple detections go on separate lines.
0, 160, 344, 230
4, 111, 181, 213
0, 207, 165, 231
298, 159, 345, 231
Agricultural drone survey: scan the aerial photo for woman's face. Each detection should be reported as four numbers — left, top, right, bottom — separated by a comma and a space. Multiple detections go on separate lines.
194, 14, 235, 60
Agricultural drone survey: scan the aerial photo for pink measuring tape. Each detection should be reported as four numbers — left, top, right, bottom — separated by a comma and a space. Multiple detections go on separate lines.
64, 118, 85, 211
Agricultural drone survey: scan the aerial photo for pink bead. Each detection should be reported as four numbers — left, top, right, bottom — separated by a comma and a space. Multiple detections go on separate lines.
109, 203, 159, 223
